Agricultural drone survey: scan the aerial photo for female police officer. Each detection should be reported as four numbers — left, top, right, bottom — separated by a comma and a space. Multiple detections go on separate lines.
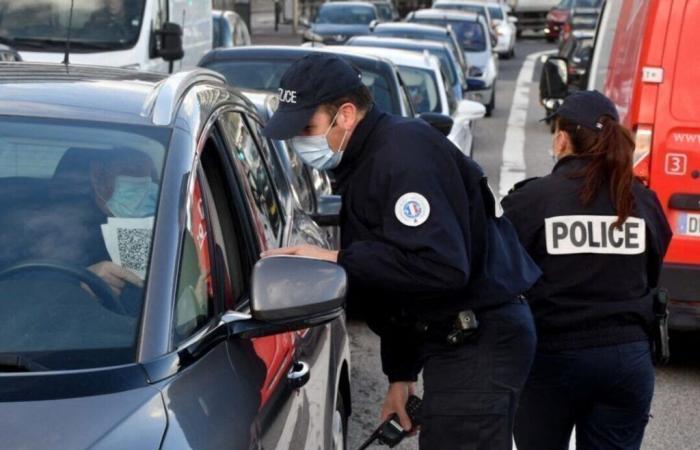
502, 91, 672, 450
261, 53, 541, 449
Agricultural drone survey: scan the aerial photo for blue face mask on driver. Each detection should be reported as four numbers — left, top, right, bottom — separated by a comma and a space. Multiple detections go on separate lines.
106, 175, 159, 218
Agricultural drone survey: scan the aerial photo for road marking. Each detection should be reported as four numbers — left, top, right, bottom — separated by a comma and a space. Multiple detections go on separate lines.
499, 49, 557, 197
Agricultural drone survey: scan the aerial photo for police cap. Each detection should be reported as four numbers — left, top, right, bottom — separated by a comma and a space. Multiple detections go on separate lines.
262, 53, 364, 140
546, 90, 620, 132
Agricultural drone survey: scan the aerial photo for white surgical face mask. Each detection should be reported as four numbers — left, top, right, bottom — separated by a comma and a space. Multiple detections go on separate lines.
106, 175, 158, 218
291, 110, 348, 170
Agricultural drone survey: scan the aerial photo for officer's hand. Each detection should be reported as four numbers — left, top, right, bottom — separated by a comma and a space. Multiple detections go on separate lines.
261, 245, 339, 263
87, 261, 144, 297
380, 381, 416, 433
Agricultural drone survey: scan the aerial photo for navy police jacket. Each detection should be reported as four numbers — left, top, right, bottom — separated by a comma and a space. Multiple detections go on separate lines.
501, 156, 673, 352
333, 105, 541, 382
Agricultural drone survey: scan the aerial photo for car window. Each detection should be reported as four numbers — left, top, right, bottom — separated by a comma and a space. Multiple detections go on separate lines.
205, 59, 399, 115
283, 141, 315, 212
375, 3, 393, 21
488, 6, 504, 21
0, 116, 169, 370
173, 173, 216, 343
411, 18, 487, 52
398, 66, 441, 114
219, 112, 282, 248
315, 4, 376, 24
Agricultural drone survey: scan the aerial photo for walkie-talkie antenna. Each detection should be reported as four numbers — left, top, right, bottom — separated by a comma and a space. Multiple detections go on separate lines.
62, 0, 75, 65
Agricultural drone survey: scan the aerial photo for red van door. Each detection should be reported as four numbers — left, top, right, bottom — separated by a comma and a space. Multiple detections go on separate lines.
650, 0, 700, 329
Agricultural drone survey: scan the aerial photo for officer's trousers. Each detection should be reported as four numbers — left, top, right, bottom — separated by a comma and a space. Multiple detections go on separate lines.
418, 300, 536, 450
513, 340, 654, 450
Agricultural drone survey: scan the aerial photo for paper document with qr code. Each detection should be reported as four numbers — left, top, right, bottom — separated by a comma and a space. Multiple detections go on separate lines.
101, 217, 155, 280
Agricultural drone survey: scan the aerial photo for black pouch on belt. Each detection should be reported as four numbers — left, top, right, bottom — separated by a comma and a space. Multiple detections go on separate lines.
651, 288, 671, 365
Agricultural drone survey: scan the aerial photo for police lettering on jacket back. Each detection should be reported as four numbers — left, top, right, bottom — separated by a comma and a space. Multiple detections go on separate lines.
545, 215, 646, 255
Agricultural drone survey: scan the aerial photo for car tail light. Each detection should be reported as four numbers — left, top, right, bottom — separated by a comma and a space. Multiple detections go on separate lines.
634, 125, 653, 183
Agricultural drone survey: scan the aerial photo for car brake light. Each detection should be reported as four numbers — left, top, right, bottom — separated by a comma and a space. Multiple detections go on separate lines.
634, 125, 653, 183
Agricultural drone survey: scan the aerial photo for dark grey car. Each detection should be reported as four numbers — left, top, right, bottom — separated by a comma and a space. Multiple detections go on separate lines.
0, 63, 351, 450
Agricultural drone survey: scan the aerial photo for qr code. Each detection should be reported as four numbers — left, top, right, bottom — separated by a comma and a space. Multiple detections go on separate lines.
116, 228, 152, 273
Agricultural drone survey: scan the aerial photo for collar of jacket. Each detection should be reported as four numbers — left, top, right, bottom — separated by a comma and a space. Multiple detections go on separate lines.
332, 104, 384, 190
552, 154, 594, 175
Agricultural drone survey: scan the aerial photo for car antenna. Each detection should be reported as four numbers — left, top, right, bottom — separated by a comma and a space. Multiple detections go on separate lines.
62, 0, 75, 65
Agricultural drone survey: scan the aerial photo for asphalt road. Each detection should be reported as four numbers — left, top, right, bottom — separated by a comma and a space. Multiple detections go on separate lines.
248, 26, 700, 449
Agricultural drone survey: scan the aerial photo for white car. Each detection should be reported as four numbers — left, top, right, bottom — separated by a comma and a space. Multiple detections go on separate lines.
331, 46, 486, 156
484, 2, 518, 58
431, 0, 517, 58
407, 9, 498, 114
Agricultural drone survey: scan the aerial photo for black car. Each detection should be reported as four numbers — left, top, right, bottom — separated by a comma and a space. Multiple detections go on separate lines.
199, 45, 416, 118
0, 63, 351, 449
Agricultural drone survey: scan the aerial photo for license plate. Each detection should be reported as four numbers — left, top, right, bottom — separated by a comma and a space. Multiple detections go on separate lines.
678, 213, 700, 236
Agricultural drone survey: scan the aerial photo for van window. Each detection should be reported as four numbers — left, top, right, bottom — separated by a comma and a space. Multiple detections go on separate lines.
670, 2, 700, 120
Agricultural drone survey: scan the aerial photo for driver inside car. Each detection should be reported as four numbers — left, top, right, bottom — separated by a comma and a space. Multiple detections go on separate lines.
47, 147, 158, 306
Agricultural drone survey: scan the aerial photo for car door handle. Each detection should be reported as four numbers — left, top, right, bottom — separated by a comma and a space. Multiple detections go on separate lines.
287, 361, 310, 389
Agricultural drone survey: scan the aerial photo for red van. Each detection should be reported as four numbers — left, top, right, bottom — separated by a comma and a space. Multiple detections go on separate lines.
587, 0, 700, 330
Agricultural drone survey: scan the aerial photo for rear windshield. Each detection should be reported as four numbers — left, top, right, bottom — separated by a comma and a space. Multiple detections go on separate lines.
315, 4, 377, 25
398, 66, 442, 114
433, 3, 487, 18
0, 116, 170, 371
488, 6, 504, 20
204, 58, 400, 115
411, 18, 486, 52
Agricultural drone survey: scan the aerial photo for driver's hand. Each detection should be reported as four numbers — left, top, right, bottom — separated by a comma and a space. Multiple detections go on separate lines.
87, 261, 144, 297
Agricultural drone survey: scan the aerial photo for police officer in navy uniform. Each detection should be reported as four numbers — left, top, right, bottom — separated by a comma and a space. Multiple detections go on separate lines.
502, 91, 672, 450
261, 53, 541, 449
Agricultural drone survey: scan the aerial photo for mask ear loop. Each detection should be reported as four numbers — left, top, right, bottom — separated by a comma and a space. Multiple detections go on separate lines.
325, 108, 349, 152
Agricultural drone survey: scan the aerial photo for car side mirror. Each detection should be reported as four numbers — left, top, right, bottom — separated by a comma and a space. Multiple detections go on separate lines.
300, 18, 311, 28
227, 256, 346, 339
311, 195, 341, 227
419, 112, 454, 136
508, 16, 518, 24
457, 100, 486, 120
153, 22, 184, 62
540, 56, 569, 100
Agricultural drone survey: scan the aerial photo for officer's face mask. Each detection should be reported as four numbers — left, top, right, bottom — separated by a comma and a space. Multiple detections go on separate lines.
291, 109, 348, 171
106, 175, 159, 218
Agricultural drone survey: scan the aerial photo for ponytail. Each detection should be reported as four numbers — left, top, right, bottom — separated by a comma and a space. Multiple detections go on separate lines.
556, 116, 636, 228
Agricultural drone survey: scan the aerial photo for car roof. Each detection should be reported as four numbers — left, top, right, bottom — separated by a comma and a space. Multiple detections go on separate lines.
373, 22, 451, 34
433, 0, 488, 6
349, 36, 451, 51
331, 46, 441, 72
0, 62, 226, 126
410, 9, 480, 21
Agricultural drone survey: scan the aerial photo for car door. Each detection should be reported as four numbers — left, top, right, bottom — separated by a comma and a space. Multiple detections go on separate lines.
218, 110, 318, 449
160, 131, 264, 449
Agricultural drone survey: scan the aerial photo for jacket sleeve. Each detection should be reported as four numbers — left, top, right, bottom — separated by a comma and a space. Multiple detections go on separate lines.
336, 135, 472, 298
501, 181, 543, 250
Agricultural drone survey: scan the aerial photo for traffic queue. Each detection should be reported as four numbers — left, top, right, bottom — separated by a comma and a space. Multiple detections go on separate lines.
0, 0, 696, 449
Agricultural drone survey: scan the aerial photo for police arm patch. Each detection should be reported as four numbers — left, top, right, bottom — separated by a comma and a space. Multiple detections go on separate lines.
395, 193, 431, 227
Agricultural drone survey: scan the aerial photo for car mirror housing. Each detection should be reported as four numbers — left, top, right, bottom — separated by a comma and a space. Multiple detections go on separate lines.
153, 22, 184, 62
311, 195, 342, 227
419, 112, 454, 137
457, 100, 486, 120
541, 56, 569, 100
227, 256, 346, 339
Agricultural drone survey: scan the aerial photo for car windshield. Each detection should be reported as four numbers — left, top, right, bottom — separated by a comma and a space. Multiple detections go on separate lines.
411, 19, 486, 52
0, 116, 169, 371
204, 59, 400, 115
315, 5, 376, 25
398, 66, 441, 114
433, 3, 486, 18
374, 3, 393, 21
488, 6, 504, 20
0, 0, 146, 51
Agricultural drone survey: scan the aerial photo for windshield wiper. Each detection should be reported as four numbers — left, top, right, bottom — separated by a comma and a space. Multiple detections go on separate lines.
11, 37, 118, 51
0, 354, 49, 372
